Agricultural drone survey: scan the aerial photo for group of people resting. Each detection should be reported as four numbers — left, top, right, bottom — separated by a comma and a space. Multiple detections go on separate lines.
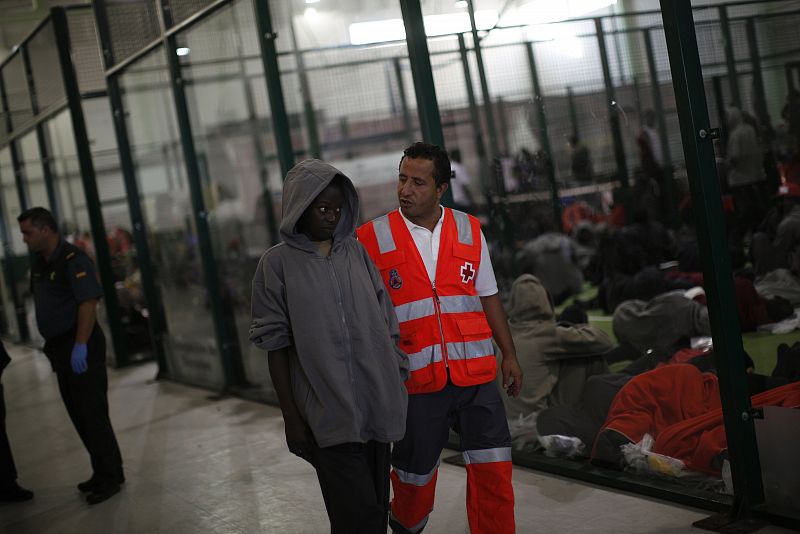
502, 166, 800, 486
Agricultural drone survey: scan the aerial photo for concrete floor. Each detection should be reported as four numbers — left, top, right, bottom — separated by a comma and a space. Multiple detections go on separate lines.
0, 342, 793, 534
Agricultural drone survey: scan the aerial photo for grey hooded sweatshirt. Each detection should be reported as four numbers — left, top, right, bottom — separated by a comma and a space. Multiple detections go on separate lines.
249, 159, 408, 448
496, 274, 612, 420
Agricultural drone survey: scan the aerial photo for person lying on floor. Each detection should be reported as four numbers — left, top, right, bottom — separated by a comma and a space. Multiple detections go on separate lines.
495, 274, 614, 425
590, 355, 800, 474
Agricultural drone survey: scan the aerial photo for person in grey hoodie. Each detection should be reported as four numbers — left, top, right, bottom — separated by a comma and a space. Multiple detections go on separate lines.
250, 159, 409, 534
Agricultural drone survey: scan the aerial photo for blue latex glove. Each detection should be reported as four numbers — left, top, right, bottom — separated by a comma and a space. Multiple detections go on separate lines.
71, 343, 88, 374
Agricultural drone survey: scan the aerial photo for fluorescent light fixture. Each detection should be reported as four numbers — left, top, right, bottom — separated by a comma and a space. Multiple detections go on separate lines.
517, 0, 616, 24
349, 10, 498, 45
454, 0, 468, 8
305, 0, 320, 3
176, 47, 190, 56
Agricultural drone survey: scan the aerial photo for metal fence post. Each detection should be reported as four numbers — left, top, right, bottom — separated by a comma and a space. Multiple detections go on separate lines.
566, 85, 579, 142
392, 57, 414, 144
595, 18, 629, 192
0, 72, 31, 341
157, 0, 245, 388
20, 46, 61, 223
92, 0, 169, 376
719, 6, 741, 109
0, 74, 30, 211
253, 0, 294, 179
287, 5, 321, 160
525, 41, 560, 230
467, 0, 502, 195
643, 28, 676, 227
745, 18, 769, 133
457, 33, 489, 191
660, 0, 765, 519
399, 0, 445, 148
0, 185, 28, 341
51, 6, 129, 365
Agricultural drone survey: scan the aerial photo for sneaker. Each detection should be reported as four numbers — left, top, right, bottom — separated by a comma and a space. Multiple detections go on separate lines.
0, 482, 34, 502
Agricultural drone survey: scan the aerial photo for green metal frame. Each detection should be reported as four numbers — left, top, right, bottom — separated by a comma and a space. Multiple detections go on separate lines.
0, 75, 31, 212
661, 0, 764, 517
525, 41, 560, 230
253, 0, 294, 179
392, 57, 414, 144
457, 33, 489, 191
158, 0, 246, 389
0, 73, 30, 342
19, 45, 61, 223
467, 0, 502, 195
643, 28, 677, 227
719, 6, 742, 110
93, 0, 169, 376
51, 6, 129, 365
595, 18, 630, 193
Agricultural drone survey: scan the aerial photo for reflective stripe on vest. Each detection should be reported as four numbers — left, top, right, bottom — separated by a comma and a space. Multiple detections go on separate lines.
407, 344, 443, 372
445, 339, 494, 362
438, 295, 482, 314
462, 447, 512, 465
394, 297, 436, 323
452, 209, 473, 246
373, 214, 396, 254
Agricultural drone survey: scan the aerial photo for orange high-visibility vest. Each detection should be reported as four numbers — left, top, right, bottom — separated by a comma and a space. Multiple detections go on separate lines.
357, 208, 496, 394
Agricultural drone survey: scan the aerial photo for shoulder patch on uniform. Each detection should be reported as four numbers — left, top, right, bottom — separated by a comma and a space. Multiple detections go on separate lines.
66, 252, 76, 260
75, 271, 87, 279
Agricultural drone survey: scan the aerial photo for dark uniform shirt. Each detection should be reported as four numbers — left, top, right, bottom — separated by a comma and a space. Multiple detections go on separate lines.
31, 240, 103, 340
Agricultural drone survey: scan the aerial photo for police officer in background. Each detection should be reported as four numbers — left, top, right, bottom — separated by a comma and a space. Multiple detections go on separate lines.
18, 207, 123, 505
0, 339, 33, 502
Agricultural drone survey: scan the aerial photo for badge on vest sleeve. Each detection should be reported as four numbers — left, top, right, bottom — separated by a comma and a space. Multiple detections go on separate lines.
460, 261, 475, 284
389, 268, 403, 290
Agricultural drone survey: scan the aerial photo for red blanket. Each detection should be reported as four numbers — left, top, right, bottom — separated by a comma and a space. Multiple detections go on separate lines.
592, 365, 800, 475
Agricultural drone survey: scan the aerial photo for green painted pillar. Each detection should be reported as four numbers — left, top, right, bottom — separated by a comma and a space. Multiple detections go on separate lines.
661, 0, 764, 515
52, 7, 129, 365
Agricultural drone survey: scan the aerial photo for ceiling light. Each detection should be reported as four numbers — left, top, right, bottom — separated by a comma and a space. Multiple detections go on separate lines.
176, 47, 190, 56
455, 1, 468, 8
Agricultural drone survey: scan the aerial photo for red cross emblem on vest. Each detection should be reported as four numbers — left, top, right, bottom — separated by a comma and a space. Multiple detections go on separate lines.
460, 261, 475, 284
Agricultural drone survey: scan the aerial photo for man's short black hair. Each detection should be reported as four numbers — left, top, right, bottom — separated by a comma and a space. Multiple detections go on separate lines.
401, 142, 452, 187
17, 207, 58, 233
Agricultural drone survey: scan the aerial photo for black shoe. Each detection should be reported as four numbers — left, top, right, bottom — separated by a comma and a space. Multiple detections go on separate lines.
78, 474, 125, 492
0, 482, 34, 502
86, 482, 120, 505
77, 476, 97, 492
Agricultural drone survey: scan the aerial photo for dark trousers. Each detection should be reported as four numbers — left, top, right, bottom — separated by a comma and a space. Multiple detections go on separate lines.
44, 326, 123, 485
310, 441, 391, 534
0, 381, 18, 489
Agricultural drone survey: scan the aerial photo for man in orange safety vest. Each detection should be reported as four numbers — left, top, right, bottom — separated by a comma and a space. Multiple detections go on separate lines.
357, 142, 523, 534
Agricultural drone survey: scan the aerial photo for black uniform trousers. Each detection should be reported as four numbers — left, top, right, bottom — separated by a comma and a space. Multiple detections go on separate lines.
309, 440, 391, 534
43, 326, 123, 485
0, 382, 17, 490
0, 342, 17, 489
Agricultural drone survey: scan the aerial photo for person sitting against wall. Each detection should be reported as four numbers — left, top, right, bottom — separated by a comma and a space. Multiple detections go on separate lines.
495, 274, 614, 431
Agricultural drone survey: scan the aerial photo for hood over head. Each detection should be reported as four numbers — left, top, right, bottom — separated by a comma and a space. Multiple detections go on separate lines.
507, 274, 555, 323
280, 159, 359, 251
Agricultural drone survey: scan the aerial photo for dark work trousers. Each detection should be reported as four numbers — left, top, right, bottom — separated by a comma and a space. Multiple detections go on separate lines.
309, 440, 391, 534
43, 326, 123, 485
0, 381, 18, 489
